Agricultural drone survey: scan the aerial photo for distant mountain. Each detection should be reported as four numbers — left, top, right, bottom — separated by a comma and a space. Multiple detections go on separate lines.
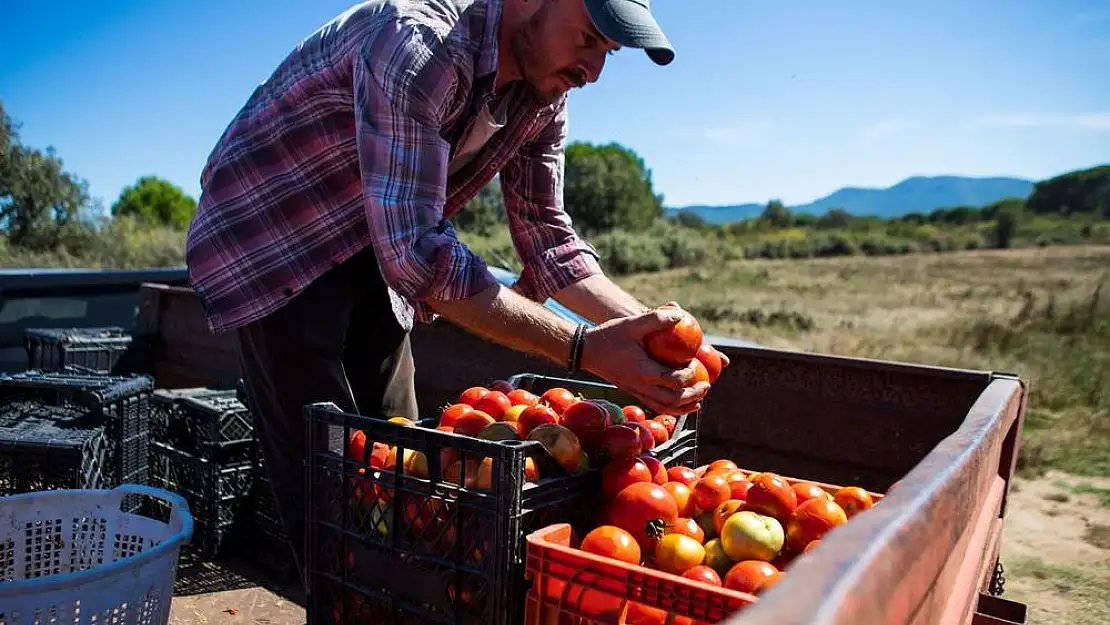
668, 175, 1036, 224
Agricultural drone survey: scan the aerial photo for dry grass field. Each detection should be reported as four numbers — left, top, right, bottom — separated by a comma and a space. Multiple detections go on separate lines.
618, 244, 1110, 624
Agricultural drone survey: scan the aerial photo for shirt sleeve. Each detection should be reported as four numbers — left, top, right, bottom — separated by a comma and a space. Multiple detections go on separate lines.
499, 101, 603, 303
352, 19, 498, 310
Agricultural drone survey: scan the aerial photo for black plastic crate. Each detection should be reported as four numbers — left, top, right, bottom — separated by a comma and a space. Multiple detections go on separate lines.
24, 327, 133, 375
0, 401, 113, 494
306, 401, 640, 625
240, 472, 299, 581
148, 441, 254, 559
506, 372, 699, 458
0, 371, 153, 496
151, 387, 253, 461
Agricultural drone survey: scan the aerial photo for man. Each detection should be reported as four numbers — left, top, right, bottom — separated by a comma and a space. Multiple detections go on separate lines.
186, 0, 722, 581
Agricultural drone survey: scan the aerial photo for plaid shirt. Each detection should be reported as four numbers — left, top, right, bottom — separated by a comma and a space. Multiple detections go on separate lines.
186, 0, 602, 334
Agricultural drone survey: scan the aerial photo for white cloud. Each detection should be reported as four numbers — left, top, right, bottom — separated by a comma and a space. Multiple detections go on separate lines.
859, 119, 913, 143
671, 121, 771, 147
967, 112, 1110, 131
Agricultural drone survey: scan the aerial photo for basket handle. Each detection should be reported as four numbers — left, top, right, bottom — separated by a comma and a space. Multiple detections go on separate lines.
112, 484, 191, 523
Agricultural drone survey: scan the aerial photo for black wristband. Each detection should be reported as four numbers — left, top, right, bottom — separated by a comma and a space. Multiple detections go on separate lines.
567, 324, 588, 374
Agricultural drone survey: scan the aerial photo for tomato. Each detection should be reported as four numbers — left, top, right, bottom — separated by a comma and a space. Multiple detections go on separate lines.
653, 533, 706, 576
662, 481, 695, 518
601, 457, 652, 498
527, 424, 586, 474
667, 517, 705, 544
702, 539, 731, 576
712, 499, 745, 536
439, 403, 474, 428
489, 379, 515, 394
723, 560, 780, 595
473, 391, 511, 420
610, 482, 680, 552
561, 400, 613, 451
541, 387, 578, 415
581, 525, 642, 565
745, 472, 799, 524
666, 466, 698, 487
599, 424, 643, 459
347, 429, 367, 461
694, 510, 718, 541
707, 459, 739, 474
653, 414, 678, 436
691, 359, 711, 386
722, 470, 750, 500
785, 498, 847, 553
834, 486, 875, 518
457, 386, 489, 407
453, 410, 496, 437
638, 455, 668, 485
436, 425, 454, 434
629, 422, 656, 452
643, 420, 670, 445
792, 481, 832, 505
518, 404, 559, 438
643, 314, 704, 369
502, 404, 528, 423
622, 405, 647, 423
524, 457, 540, 482
682, 565, 722, 586
692, 474, 731, 513
506, 388, 540, 407
695, 343, 723, 384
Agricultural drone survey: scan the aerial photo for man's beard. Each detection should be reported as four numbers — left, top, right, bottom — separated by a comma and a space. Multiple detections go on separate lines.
508, 9, 582, 104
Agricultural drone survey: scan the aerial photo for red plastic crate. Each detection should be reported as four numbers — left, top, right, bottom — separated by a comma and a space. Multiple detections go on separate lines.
524, 467, 886, 625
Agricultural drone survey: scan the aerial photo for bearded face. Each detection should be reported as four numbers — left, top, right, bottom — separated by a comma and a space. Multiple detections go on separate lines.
507, 0, 617, 104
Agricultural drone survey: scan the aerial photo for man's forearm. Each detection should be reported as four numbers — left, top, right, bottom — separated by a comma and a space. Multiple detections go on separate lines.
552, 273, 651, 325
428, 283, 578, 366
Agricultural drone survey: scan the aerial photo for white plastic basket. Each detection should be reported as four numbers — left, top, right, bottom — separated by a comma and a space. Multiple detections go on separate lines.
0, 484, 194, 624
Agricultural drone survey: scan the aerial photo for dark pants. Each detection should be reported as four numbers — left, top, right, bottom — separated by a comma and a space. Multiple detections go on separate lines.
235, 246, 418, 588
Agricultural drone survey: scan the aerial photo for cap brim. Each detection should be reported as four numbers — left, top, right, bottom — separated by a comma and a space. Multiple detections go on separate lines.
584, 0, 675, 66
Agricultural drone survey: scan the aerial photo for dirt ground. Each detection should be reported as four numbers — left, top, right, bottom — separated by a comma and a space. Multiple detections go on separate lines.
166, 471, 1110, 625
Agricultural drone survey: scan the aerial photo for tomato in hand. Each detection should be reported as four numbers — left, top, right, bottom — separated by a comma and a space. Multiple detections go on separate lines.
581, 525, 642, 565
643, 313, 704, 369
695, 343, 723, 384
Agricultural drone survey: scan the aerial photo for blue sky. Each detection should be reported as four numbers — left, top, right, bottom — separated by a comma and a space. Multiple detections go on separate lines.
2, 0, 1108, 212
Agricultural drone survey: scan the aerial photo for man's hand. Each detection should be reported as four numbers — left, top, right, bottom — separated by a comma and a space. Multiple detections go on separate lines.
579, 307, 711, 416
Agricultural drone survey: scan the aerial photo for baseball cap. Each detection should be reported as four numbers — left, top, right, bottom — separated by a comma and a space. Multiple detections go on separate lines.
584, 0, 674, 66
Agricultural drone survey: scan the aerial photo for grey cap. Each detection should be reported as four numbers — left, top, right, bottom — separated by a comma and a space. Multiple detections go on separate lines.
584, 0, 675, 66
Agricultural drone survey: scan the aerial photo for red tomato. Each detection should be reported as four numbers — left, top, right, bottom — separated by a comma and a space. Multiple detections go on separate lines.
347, 429, 367, 461
474, 391, 511, 420
518, 404, 559, 438
695, 343, 723, 384
506, 389, 540, 407
453, 410, 496, 438
610, 482, 680, 552
643, 420, 670, 445
707, 459, 739, 474
580, 525, 642, 565
622, 405, 647, 423
599, 425, 643, 459
561, 400, 613, 451
692, 474, 731, 513
439, 403, 474, 429
785, 498, 848, 553
683, 565, 722, 586
457, 386, 489, 407
666, 465, 698, 487
653, 415, 678, 436
712, 499, 745, 536
667, 517, 705, 544
663, 481, 696, 518
601, 457, 652, 498
638, 455, 668, 485
723, 560, 780, 595
643, 314, 704, 369
541, 387, 578, 415
745, 472, 799, 524
691, 359, 711, 386
834, 486, 875, 518
792, 481, 833, 505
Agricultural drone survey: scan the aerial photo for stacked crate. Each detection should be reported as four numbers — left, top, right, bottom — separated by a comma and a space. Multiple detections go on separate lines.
148, 387, 256, 558
24, 327, 135, 375
0, 371, 154, 511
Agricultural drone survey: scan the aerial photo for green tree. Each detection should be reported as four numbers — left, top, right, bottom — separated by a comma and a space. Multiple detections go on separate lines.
673, 209, 707, 229
760, 199, 792, 228
994, 201, 1023, 249
563, 141, 664, 235
1026, 165, 1110, 216
454, 179, 505, 236
816, 207, 852, 230
111, 175, 197, 230
0, 100, 96, 251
